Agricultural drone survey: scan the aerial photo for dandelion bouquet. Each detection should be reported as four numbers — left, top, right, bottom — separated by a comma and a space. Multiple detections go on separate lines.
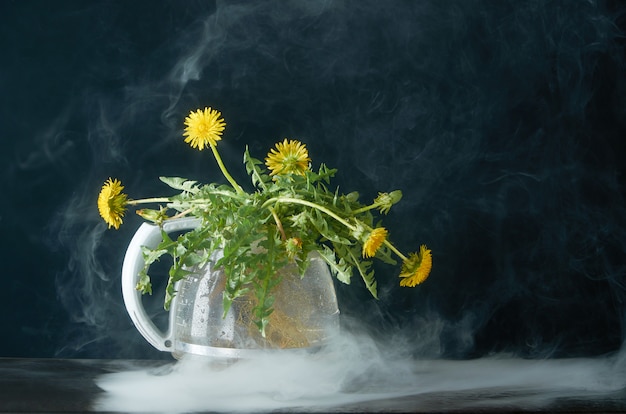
98, 107, 432, 336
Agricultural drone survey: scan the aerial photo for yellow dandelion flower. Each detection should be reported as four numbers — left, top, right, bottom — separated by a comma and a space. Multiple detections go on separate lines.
362, 227, 388, 258
97, 178, 128, 230
265, 139, 311, 176
399, 245, 432, 287
183, 107, 226, 150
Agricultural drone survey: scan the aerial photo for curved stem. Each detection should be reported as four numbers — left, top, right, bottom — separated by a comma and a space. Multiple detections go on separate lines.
269, 207, 287, 241
210, 143, 244, 195
263, 196, 356, 231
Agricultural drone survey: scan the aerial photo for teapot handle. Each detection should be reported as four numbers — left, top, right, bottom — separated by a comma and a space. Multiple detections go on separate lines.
121, 217, 201, 352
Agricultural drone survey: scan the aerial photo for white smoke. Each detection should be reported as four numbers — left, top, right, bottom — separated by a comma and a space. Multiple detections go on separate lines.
95, 328, 626, 413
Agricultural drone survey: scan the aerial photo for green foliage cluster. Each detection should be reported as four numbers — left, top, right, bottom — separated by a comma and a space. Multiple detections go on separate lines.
136, 147, 403, 337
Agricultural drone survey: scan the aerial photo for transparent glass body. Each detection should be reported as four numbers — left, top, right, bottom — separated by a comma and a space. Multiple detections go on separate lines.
171, 251, 340, 358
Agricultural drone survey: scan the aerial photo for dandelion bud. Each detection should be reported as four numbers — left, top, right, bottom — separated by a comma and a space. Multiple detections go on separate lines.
375, 190, 403, 214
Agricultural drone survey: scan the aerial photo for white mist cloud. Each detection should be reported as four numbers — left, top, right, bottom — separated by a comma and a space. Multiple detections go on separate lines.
95, 328, 626, 413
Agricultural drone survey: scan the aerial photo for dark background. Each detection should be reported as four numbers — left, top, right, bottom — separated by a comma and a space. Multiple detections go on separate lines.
1, 0, 625, 360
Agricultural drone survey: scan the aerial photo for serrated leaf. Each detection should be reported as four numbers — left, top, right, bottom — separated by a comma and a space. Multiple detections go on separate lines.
169, 265, 193, 282
222, 287, 250, 318
349, 251, 378, 299
182, 250, 209, 267
375, 245, 398, 266
159, 176, 200, 194
309, 209, 352, 245
156, 229, 177, 252
141, 246, 168, 267
244, 146, 270, 191
318, 245, 352, 284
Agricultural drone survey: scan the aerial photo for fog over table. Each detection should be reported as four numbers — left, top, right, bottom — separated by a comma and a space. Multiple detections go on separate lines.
1, 0, 626, 411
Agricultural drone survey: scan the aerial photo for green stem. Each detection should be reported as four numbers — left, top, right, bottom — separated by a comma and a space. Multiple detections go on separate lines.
129, 188, 245, 213
129, 189, 243, 207
256, 225, 277, 338
210, 143, 244, 195
263, 196, 357, 231
128, 197, 170, 205
178, 190, 246, 203
352, 203, 379, 215
269, 207, 287, 240
170, 208, 193, 220
383, 239, 408, 262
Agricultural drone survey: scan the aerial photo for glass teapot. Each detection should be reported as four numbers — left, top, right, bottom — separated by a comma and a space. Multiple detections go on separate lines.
121, 217, 340, 359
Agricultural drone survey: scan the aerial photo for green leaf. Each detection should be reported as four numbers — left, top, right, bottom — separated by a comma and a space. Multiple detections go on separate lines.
309, 209, 352, 245
141, 246, 168, 267
136, 269, 152, 295
345, 191, 359, 203
156, 229, 177, 252
374, 245, 398, 266
349, 251, 378, 299
169, 265, 193, 282
159, 176, 200, 194
164, 278, 176, 310
181, 250, 209, 267
244, 146, 270, 191
255, 316, 270, 338
222, 294, 233, 318
175, 243, 187, 257
222, 287, 250, 318
318, 245, 353, 284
